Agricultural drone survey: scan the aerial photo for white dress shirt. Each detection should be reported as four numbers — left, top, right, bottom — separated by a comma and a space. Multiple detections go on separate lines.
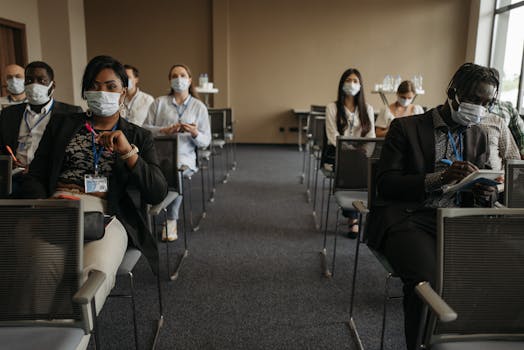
122, 88, 154, 126
143, 95, 211, 170
16, 98, 55, 166
0, 95, 26, 111
375, 104, 424, 129
479, 114, 520, 171
325, 101, 375, 146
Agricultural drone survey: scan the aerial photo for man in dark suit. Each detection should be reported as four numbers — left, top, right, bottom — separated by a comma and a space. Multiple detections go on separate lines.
367, 63, 499, 350
0, 61, 82, 184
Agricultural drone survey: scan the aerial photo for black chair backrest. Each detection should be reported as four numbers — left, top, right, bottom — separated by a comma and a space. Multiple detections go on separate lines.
505, 159, 524, 208
0, 155, 12, 197
426, 208, 524, 344
334, 137, 384, 192
153, 135, 180, 190
311, 116, 326, 148
0, 199, 82, 323
208, 108, 226, 139
224, 108, 233, 132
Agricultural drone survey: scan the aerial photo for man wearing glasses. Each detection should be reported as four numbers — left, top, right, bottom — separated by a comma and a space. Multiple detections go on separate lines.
366, 63, 500, 350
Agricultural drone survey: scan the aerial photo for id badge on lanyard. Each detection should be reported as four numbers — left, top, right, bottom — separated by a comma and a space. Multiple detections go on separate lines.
84, 122, 116, 193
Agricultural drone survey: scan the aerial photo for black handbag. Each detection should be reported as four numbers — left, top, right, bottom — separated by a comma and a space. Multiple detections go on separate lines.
84, 211, 106, 242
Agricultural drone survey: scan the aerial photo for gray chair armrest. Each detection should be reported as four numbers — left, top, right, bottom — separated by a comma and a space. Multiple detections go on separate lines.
73, 270, 106, 305
352, 200, 369, 214
494, 201, 506, 208
149, 191, 179, 216
415, 281, 457, 322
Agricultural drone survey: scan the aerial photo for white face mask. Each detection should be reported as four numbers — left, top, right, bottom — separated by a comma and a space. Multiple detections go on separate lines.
127, 78, 134, 90
343, 82, 361, 96
85, 91, 122, 117
7, 77, 25, 95
397, 97, 413, 107
448, 98, 488, 127
171, 77, 190, 93
25, 82, 53, 105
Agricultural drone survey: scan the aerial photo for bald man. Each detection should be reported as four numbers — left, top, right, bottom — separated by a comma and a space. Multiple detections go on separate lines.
0, 64, 27, 111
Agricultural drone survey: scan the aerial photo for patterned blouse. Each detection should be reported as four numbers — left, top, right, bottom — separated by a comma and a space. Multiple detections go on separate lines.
57, 126, 116, 187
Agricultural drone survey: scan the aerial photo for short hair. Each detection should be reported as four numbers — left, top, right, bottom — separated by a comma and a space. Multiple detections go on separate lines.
397, 80, 416, 95
82, 55, 128, 98
25, 61, 54, 81
124, 64, 139, 78
447, 63, 499, 100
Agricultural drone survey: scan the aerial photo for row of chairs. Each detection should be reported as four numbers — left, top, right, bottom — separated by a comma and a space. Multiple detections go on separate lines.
0, 107, 238, 350
300, 114, 524, 349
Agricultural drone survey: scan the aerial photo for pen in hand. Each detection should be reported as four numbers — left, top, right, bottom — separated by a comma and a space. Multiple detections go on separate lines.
5, 145, 18, 164
440, 159, 453, 166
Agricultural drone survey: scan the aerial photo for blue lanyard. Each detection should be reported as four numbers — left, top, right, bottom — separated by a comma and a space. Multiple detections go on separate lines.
23, 100, 54, 132
91, 122, 118, 175
173, 96, 191, 119
447, 130, 463, 162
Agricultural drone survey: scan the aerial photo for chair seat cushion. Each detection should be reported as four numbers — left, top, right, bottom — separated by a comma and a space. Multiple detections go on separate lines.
334, 191, 367, 210
0, 327, 85, 350
117, 248, 142, 275
432, 341, 524, 350
212, 140, 226, 148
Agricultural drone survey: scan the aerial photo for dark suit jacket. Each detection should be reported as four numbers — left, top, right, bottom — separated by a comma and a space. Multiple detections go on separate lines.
0, 100, 83, 158
16, 113, 168, 274
366, 107, 491, 250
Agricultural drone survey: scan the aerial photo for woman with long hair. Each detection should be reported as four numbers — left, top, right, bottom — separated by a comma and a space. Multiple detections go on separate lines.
325, 68, 375, 237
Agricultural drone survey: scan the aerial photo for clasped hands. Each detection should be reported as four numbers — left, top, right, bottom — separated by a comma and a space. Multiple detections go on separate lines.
441, 160, 500, 206
160, 122, 198, 138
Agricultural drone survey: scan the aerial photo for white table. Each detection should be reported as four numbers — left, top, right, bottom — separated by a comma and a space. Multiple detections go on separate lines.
195, 87, 219, 106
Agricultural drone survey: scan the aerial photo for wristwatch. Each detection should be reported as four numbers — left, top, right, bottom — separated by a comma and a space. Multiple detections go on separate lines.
120, 144, 139, 160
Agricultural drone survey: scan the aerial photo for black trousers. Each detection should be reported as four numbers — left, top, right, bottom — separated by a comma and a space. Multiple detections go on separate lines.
382, 209, 436, 350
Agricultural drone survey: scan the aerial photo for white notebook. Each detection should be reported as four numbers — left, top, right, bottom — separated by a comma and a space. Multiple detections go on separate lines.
442, 169, 503, 194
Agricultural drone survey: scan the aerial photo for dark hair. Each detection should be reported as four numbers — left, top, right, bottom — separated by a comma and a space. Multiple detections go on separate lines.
397, 80, 416, 95
81, 55, 128, 98
446, 63, 499, 101
168, 63, 198, 98
25, 61, 54, 81
124, 64, 139, 78
335, 68, 371, 137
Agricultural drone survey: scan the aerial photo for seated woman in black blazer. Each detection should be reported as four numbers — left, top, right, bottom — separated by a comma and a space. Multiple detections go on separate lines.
18, 55, 168, 314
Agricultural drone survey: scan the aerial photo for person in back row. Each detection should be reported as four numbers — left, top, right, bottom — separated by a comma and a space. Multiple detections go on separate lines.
16, 55, 168, 314
0, 61, 82, 190
375, 80, 424, 137
143, 63, 211, 241
0, 64, 27, 110
367, 63, 500, 350
122, 64, 154, 126
324, 67, 375, 238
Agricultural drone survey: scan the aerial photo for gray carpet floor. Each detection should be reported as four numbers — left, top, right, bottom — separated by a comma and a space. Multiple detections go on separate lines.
92, 144, 406, 350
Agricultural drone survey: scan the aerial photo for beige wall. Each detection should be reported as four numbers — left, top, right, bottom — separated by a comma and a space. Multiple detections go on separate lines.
84, 0, 471, 144
217, 0, 472, 143
0, 0, 42, 61
84, 0, 212, 99
38, 0, 88, 106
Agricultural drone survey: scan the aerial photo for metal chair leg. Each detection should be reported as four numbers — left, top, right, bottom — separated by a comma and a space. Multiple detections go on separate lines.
330, 208, 340, 276
312, 156, 321, 228
200, 164, 207, 219
347, 211, 365, 350
320, 177, 333, 278
128, 271, 139, 350
151, 249, 164, 350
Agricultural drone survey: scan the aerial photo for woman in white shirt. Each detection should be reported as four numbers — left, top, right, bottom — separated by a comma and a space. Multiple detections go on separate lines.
324, 68, 375, 238
143, 64, 211, 241
375, 80, 424, 137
